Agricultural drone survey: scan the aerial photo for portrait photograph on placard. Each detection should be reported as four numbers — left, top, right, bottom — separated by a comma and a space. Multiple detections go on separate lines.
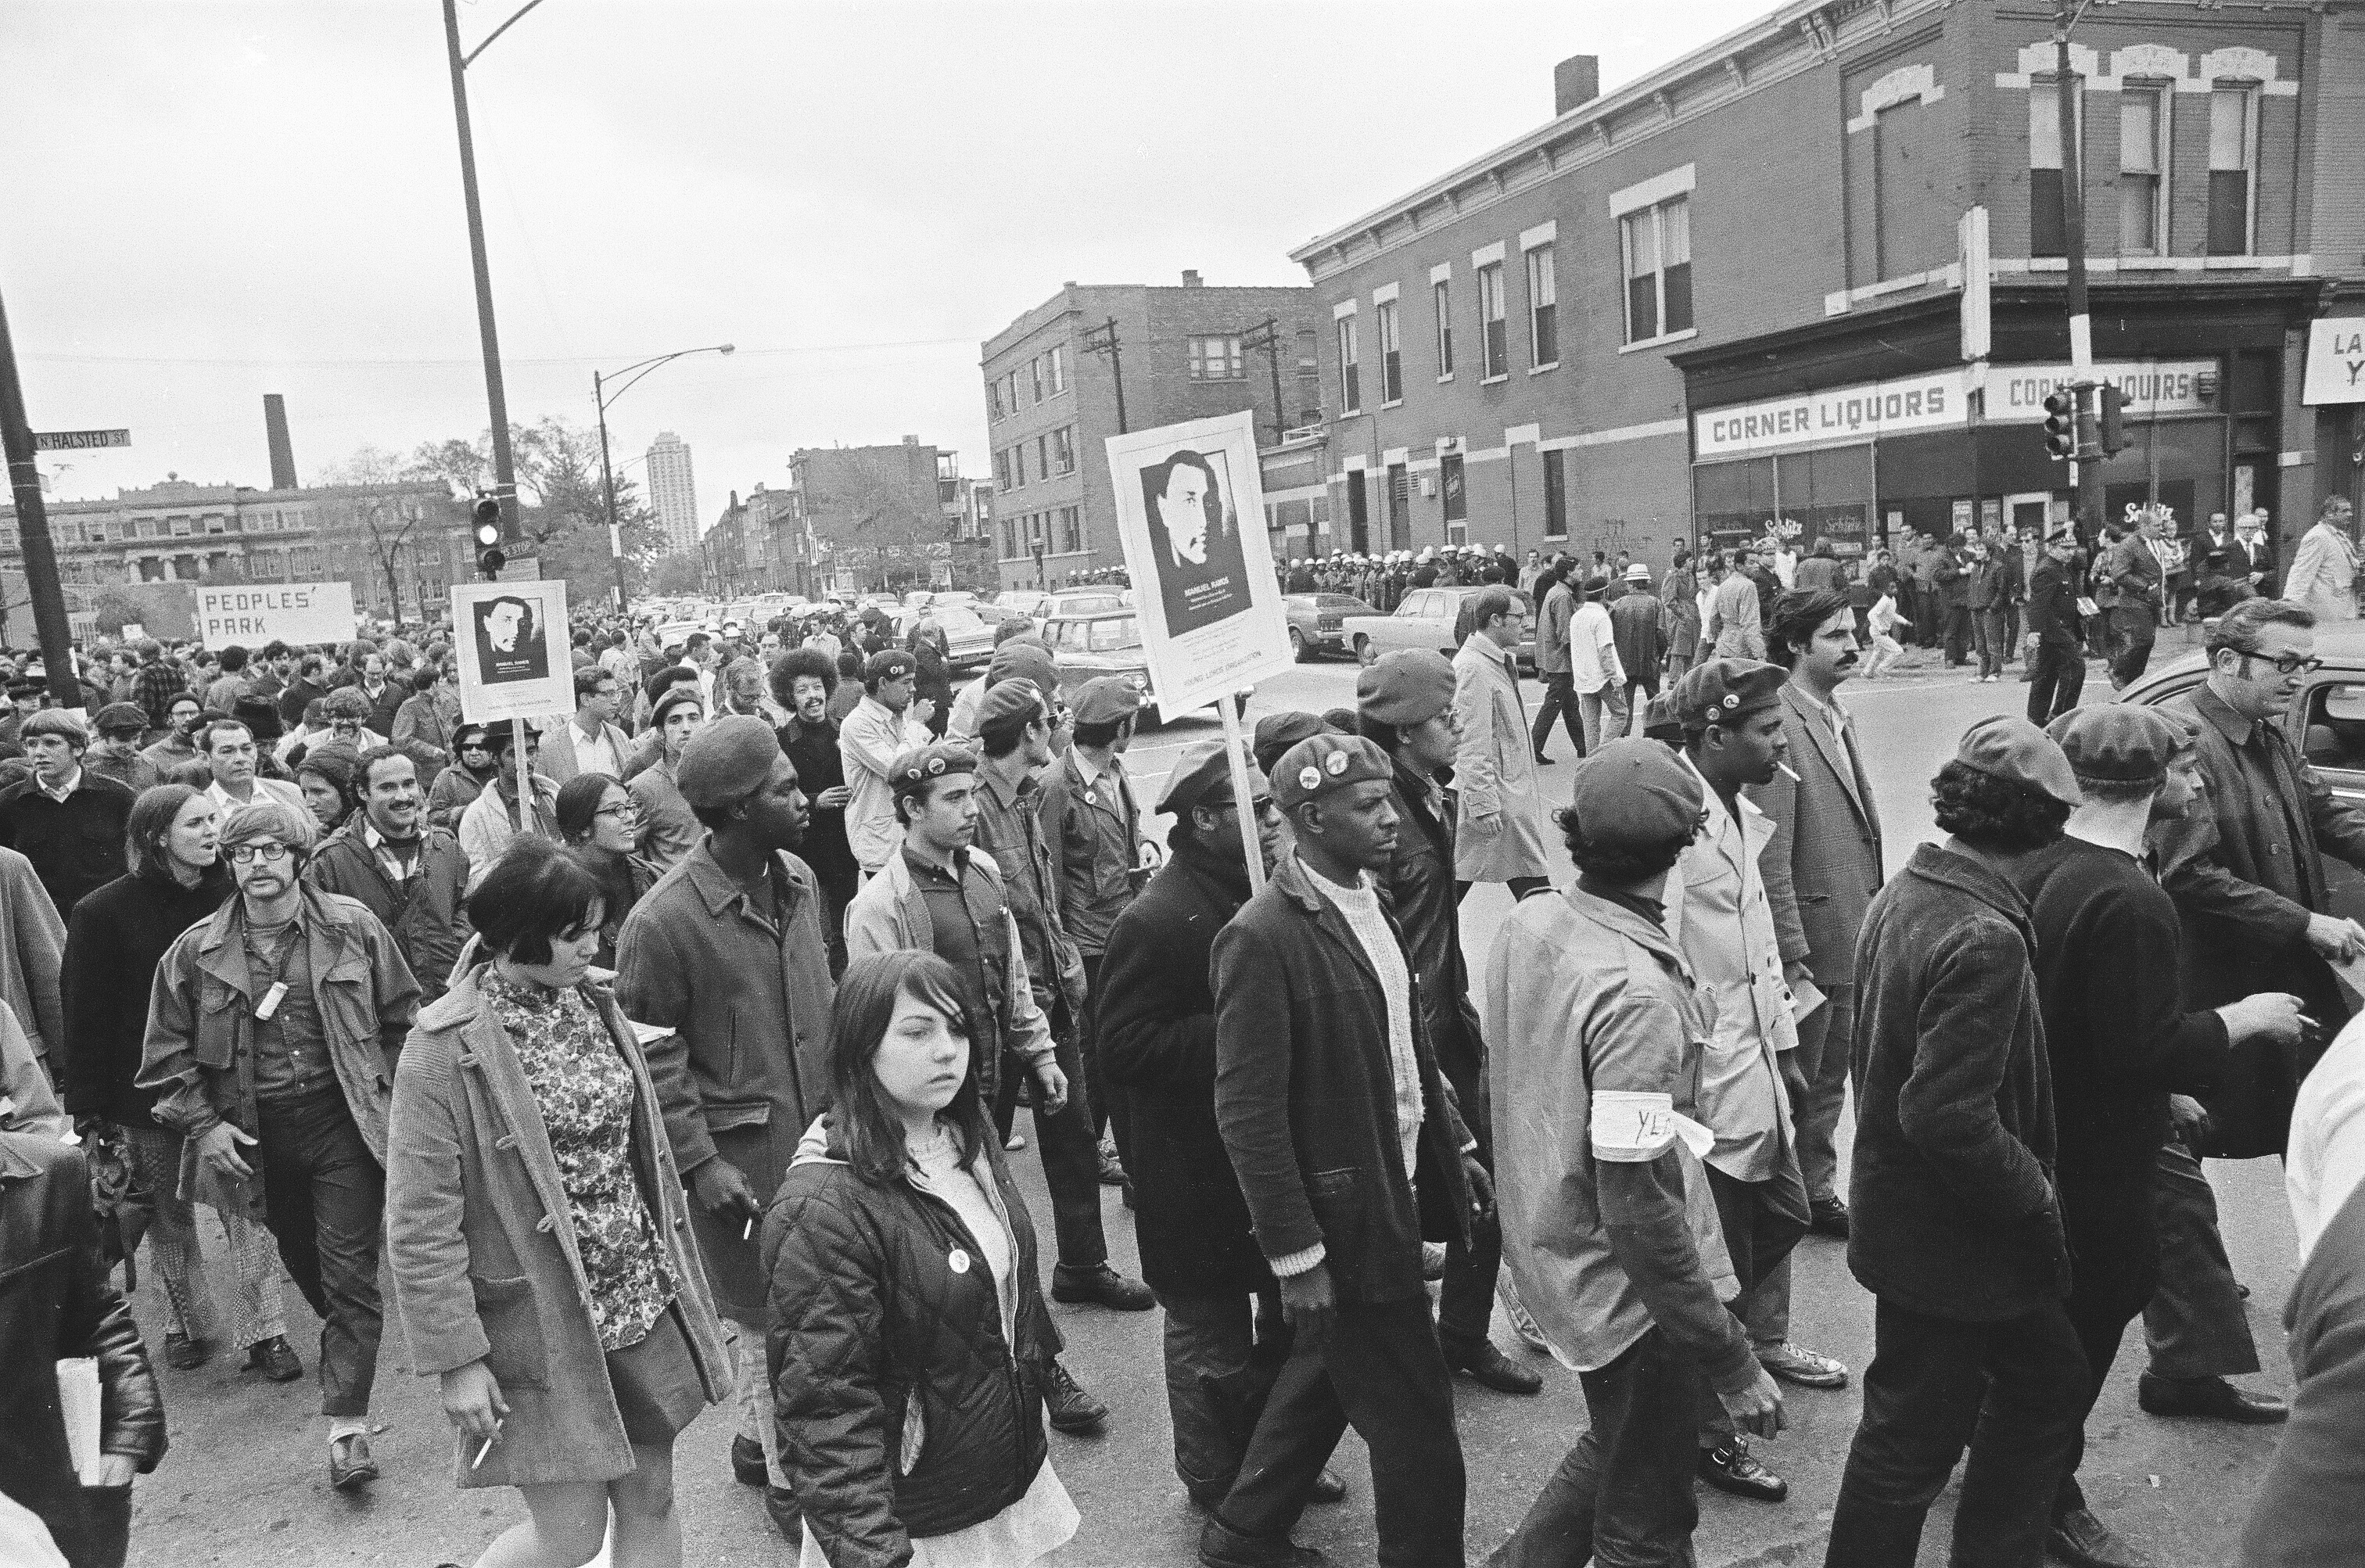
450, 579, 572, 724
471, 590, 551, 684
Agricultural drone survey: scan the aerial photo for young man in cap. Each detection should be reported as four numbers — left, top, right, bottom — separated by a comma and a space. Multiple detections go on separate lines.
1358, 649, 1540, 1397
1039, 675, 1151, 1181
615, 712, 834, 1530
138, 799, 420, 1492
842, 737, 1117, 1436
628, 684, 709, 872
1252, 710, 1330, 777
84, 702, 162, 795
1665, 659, 1841, 1506
838, 648, 932, 880
971, 677, 1154, 1311
302, 746, 471, 1005
455, 723, 560, 888
1205, 731, 1489, 1568
1824, 717, 2090, 1567
2024, 526, 2089, 723
1452, 586, 1552, 900
2139, 597, 2365, 1426
2019, 707, 2304, 1567
1570, 576, 1628, 752
1486, 737, 1786, 1565
1610, 564, 1666, 719
0, 710, 138, 918
1754, 590, 1884, 1243
770, 647, 859, 975
1100, 741, 1355, 1513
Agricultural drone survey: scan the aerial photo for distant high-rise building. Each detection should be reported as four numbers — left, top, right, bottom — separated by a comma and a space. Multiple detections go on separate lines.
645, 432, 698, 555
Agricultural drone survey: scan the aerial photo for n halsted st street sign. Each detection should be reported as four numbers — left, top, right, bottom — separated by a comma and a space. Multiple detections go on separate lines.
33, 429, 131, 451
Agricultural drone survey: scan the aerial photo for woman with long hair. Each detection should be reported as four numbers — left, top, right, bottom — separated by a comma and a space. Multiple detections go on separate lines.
59, 784, 300, 1381
554, 773, 659, 968
766, 950, 1078, 1568
387, 838, 730, 1568
296, 742, 364, 836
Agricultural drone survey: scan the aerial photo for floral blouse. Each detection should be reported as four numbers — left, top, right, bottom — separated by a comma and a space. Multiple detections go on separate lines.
483, 969, 674, 1351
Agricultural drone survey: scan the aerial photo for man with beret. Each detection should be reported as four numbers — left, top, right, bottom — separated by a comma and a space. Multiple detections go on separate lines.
1100, 741, 1355, 1514
1824, 717, 2090, 1567
1663, 659, 1838, 1505
1039, 676, 1151, 1182
949, 632, 1060, 742
1206, 731, 1488, 1568
84, 703, 162, 795
1252, 710, 1329, 778
1753, 590, 1883, 1243
970, 677, 1152, 1311
1452, 585, 1553, 899
615, 713, 834, 1527
2015, 707, 2302, 1567
842, 737, 1117, 1435
1358, 649, 1539, 1398
838, 648, 934, 880
1485, 738, 1785, 1564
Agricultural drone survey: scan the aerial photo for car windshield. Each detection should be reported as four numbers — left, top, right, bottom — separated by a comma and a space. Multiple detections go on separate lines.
1086, 617, 1141, 652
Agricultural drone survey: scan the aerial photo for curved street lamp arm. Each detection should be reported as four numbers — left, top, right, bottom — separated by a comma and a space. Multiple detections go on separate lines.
461, 0, 553, 69
598, 343, 736, 410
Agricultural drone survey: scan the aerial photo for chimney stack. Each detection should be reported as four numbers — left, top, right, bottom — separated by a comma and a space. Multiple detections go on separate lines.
1554, 55, 1600, 117
1181, 269, 1204, 288
263, 393, 298, 490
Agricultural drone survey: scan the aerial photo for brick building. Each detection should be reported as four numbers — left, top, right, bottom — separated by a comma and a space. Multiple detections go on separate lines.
1285, 0, 2365, 575
980, 274, 1326, 588
702, 483, 806, 598
790, 438, 964, 595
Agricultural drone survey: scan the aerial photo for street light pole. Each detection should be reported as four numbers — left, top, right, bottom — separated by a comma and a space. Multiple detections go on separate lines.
0, 287, 81, 708
593, 343, 734, 619
440, 0, 524, 540
2053, 0, 2105, 537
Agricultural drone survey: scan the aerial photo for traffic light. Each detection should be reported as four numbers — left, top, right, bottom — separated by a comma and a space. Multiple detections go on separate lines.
472, 494, 505, 579
2043, 388, 2078, 461
2097, 383, 2129, 456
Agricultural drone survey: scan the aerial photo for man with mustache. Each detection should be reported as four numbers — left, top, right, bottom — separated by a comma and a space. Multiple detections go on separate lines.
1753, 589, 1884, 1252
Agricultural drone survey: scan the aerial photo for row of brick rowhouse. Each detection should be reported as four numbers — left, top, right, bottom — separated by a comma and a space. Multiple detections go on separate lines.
1267, 0, 2365, 576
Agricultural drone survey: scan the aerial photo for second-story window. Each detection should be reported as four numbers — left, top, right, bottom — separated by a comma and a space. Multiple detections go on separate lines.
1478, 263, 1508, 378
1620, 199, 1692, 344
2209, 83, 2258, 256
1047, 345, 1066, 394
2119, 83, 2168, 256
1376, 301, 1402, 404
1030, 355, 1045, 404
988, 378, 1003, 421
1188, 335, 1244, 380
1527, 245, 1558, 366
1433, 278, 1454, 378
1053, 425, 1076, 475
1337, 314, 1361, 413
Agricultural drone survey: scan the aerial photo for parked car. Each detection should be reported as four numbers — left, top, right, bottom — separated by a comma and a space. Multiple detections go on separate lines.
1285, 593, 1375, 662
1041, 609, 1161, 727
2121, 623, 2365, 921
1339, 585, 1536, 672
893, 603, 997, 671
1043, 589, 1129, 620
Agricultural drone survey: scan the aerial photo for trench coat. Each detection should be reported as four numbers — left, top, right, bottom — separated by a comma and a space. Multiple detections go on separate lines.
387, 958, 730, 1487
1450, 635, 1550, 883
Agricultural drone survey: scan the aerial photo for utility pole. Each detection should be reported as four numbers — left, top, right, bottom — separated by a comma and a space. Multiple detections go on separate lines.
1082, 318, 1128, 434
442, 0, 522, 541
0, 287, 81, 707
1240, 318, 1288, 447
2054, 0, 2105, 537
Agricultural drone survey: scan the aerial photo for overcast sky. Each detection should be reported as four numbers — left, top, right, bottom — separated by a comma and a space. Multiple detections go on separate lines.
5, 0, 1771, 529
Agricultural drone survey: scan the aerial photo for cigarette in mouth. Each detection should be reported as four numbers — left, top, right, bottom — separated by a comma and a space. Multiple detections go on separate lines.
1776, 762, 1803, 782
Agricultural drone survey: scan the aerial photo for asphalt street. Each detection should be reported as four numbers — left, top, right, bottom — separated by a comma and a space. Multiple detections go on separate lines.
128, 640, 2302, 1568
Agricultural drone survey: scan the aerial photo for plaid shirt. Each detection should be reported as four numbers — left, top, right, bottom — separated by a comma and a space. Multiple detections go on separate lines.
132, 661, 187, 731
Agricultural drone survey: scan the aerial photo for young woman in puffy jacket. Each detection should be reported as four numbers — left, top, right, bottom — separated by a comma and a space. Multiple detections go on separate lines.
764, 951, 1078, 1568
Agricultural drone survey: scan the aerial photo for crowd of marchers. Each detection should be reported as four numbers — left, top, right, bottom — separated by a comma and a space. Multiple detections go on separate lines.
5, 562, 2365, 1568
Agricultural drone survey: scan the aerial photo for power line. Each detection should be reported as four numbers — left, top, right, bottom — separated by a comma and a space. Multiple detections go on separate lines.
19, 336, 982, 370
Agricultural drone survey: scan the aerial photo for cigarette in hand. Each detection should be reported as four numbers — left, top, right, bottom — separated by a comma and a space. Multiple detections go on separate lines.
743, 1216, 755, 1242
472, 1423, 502, 1470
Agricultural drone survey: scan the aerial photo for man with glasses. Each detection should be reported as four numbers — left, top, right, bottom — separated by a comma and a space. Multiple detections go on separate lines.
2142, 597, 2365, 1427
142, 693, 209, 775
199, 718, 307, 819
456, 723, 561, 888
139, 799, 420, 1492
303, 748, 470, 1003
425, 722, 500, 832
541, 665, 630, 784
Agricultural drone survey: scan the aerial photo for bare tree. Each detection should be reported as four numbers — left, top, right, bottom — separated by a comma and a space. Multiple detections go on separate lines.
318, 446, 441, 628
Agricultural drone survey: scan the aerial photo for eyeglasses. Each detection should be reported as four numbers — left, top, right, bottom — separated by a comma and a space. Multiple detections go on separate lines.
2242, 652, 2325, 677
226, 841, 292, 864
594, 802, 638, 820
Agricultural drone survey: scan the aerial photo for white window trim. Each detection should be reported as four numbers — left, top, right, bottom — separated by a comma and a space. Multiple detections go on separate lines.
1610, 162, 1696, 219
1480, 374, 1509, 387
1617, 326, 1700, 355
1333, 299, 1358, 320
1846, 64, 1944, 134
1372, 282, 1399, 305
1518, 221, 1557, 251
1470, 240, 1505, 268
1428, 261, 1452, 284
1527, 361, 1560, 375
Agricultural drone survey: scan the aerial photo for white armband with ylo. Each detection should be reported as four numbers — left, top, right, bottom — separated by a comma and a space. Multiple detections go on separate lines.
1590, 1090, 1717, 1164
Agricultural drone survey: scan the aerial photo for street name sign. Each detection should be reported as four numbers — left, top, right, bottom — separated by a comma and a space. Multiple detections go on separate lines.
33, 429, 131, 452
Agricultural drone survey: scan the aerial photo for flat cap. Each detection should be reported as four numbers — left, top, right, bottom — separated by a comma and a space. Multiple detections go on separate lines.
888, 741, 979, 797
1670, 658, 1787, 727
92, 701, 148, 734
1955, 715, 2083, 806
2046, 705, 2190, 787
1272, 733, 1394, 813
1252, 710, 1330, 776
675, 714, 783, 808
1567, 737, 1705, 852
976, 678, 1046, 732
649, 685, 705, 730
863, 648, 916, 684
453, 723, 493, 751
1156, 739, 1266, 817
1357, 648, 1455, 729
1071, 676, 1142, 727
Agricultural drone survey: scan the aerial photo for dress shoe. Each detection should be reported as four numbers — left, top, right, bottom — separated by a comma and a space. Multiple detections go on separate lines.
732, 1433, 768, 1487
327, 1432, 379, 1490
164, 1330, 209, 1370
1808, 1196, 1850, 1239
1199, 1516, 1332, 1568
2137, 1372, 2287, 1424
1443, 1335, 1544, 1395
1533, 752, 1556, 766
1759, 1340, 1849, 1390
764, 1484, 803, 1540
1308, 1466, 1348, 1505
1096, 1139, 1127, 1186
1698, 1437, 1787, 1503
245, 1336, 302, 1382
1051, 1261, 1154, 1311
1004, 1132, 1027, 1152
2048, 1505, 2152, 1567
1043, 1358, 1109, 1433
